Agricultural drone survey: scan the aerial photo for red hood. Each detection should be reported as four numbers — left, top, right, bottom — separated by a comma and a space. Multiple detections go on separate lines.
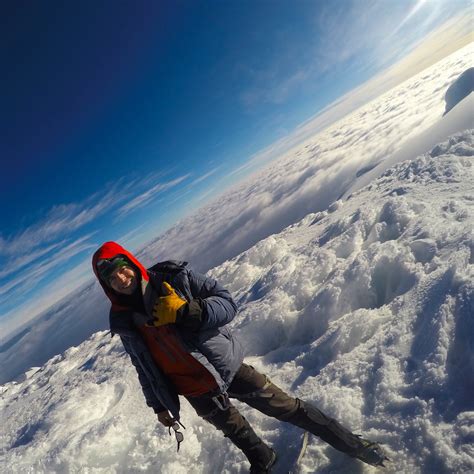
92, 241, 149, 311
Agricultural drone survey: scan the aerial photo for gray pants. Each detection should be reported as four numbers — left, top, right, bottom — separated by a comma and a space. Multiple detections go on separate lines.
186, 363, 362, 457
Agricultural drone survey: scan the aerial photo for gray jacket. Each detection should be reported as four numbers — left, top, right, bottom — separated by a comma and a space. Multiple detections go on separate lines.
109, 261, 244, 420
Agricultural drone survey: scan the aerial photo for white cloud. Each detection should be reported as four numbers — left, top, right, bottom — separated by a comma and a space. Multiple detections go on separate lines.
0, 179, 135, 258
116, 175, 190, 218
0, 257, 95, 339
188, 168, 220, 187
0, 169, 186, 263
238, 1, 470, 111
0, 233, 97, 298
139, 43, 472, 277
0, 240, 64, 279
237, 15, 474, 181
0, 171, 192, 319
134, 170, 220, 215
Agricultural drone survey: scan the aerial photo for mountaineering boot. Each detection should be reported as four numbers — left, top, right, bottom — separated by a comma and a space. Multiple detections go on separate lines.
248, 443, 277, 473
225, 426, 276, 473
189, 392, 277, 473
352, 437, 389, 467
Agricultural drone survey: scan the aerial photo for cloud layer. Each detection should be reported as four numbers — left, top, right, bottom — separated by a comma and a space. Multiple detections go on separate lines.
140, 44, 472, 274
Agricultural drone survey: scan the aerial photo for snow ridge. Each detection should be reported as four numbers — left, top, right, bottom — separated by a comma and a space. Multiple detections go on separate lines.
1, 130, 473, 473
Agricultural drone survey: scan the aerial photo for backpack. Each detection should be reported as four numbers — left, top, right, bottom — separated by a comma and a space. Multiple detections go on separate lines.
147, 260, 189, 297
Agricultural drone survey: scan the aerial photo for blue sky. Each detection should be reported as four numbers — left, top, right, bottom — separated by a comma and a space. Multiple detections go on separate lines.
1, 0, 471, 338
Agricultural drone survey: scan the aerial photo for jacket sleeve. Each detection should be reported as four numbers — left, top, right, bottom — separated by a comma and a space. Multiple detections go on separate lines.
121, 336, 166, 414
186, 269, 238, 330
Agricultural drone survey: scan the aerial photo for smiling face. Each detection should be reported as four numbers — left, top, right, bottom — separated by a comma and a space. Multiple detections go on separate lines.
108, 265, 139, 295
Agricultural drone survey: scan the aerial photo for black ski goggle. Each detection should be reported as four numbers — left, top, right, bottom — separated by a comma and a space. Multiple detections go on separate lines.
97, 257, 129, 282
168, 421, 186, 452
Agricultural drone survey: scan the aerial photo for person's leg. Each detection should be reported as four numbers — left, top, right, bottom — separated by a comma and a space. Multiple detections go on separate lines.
186, 394, 276, 471
228, 364, 366, 456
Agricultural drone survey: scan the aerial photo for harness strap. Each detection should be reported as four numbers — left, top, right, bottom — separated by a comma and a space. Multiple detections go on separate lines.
212, 393, 230, 411
201, 392, 230, 419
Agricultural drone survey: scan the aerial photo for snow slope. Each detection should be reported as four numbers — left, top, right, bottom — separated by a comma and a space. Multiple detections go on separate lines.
1, 129, 473, 473
1, 44, 472, 386
343, 92, 474, 199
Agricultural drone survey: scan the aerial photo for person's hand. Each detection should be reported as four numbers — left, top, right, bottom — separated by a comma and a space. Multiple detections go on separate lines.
157, 410, 176, 427
152, 282, 187, 327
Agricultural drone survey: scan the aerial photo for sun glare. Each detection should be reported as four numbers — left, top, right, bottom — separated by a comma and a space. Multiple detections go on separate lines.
396, 0, 429, 33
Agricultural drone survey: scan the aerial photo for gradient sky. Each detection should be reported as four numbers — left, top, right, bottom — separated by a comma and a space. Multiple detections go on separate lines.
1, 0, 472, 339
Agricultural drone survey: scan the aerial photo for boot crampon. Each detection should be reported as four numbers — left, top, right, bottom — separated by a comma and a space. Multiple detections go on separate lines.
353, 437, 390, 467
248, 442, 277, 473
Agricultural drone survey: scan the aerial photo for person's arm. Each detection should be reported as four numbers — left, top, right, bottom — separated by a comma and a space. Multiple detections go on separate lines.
176, 269, 238, 331
126, 343, 177, 427
121, 336, 166, 414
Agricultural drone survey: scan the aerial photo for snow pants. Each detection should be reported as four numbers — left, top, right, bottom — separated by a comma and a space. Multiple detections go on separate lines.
186, 363, 362, 457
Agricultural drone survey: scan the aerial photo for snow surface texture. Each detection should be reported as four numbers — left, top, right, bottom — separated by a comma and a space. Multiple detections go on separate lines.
1, 44, 472, 386
1, 130, 473, 473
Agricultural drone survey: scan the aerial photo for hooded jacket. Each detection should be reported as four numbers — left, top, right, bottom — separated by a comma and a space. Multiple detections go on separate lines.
92, 241, 244, 420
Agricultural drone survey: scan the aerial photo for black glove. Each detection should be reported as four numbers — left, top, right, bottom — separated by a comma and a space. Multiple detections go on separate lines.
176, 298, 203, 332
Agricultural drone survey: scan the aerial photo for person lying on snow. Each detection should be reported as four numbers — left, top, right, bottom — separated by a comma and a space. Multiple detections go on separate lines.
92, 241, 388, 473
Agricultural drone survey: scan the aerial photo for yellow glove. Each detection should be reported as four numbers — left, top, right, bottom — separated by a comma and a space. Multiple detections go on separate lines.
152, 282, 187, 327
